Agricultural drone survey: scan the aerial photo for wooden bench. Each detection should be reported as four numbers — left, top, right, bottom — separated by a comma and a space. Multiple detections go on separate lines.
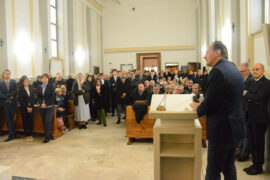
63, 100, 76, 130
0, 106, 63, 139
126, 105, 156, 144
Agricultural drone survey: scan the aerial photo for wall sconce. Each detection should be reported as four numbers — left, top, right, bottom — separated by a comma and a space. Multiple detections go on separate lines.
0, 39, 4, 47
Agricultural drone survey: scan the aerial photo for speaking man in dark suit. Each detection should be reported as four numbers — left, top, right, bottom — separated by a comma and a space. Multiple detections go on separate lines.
191, 41, 244, 180
236, 63, 254, 162
0, 69, 18, 142
243, 63, 270, 175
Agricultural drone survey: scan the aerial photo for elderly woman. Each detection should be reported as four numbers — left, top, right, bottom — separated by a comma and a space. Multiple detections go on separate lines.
72, 73, 91, 129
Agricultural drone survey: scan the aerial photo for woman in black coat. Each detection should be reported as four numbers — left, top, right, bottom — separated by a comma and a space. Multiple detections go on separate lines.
87, 75, 97, 121
72, 73, 91, 129
17, 76, 35, 141
37, 73, 55, 143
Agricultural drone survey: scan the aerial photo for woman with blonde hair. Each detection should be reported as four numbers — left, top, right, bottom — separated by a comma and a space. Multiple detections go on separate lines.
72, 73, 91, 129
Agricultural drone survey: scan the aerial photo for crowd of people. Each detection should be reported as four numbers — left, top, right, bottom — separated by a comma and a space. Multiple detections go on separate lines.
0, 68, 208, 143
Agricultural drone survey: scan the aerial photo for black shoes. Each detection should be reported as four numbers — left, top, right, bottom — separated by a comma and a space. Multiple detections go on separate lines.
43, 138, 50, 143
116, 119, 121, 124
5, 136, 15, 142
244, 165, 263, 175
82, 124, 87, 129
244, 165, 254, 172
97, 122, 102, 125
237, 155, 249, 162
104, 124, 107, 127
123, 115, 126, 120
112, 113, 115, 117
78, 125, 82, 129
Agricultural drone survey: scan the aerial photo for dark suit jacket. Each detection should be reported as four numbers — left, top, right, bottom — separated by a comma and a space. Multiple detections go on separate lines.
241, 73, 254, 120
0, 79, 17, 107
110, 76, 120, 95
17, 86, 35, 108
197, 59, 244, 144
244, 75, 270, 124
116, 79, 130, 105
37, 83, 55, 107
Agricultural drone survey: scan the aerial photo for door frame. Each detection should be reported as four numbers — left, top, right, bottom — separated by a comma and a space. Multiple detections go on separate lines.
136, 52, 161, 71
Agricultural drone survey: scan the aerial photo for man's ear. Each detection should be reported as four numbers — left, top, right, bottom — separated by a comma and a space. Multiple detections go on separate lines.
215, 49, 221, 57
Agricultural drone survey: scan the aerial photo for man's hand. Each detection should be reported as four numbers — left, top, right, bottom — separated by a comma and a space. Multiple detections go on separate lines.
41, 103, 46, 108
190, 102, 200, 112
243, 90, 247, 96
27, 107, 32, 113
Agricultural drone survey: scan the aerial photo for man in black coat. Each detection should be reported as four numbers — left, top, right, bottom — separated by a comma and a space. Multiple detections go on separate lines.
116, 76, 129, 124
0, 69, 18, 142
131, 83, 148, 104
191, 41, 244, 180
66, 74, 75, 93
236, 63, 254, 162
128, 71, 139, 104
243, 63, 270, 175
110, 69, 120, 116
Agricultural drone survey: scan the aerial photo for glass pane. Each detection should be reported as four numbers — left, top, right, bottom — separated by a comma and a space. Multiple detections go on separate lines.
50, 7, 56, 24
51, 40, 57, 57
50, 0, 56, 7
51, 24, 57, 40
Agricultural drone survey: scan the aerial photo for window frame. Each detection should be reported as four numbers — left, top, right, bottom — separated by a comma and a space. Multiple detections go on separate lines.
50, 0, 58, 58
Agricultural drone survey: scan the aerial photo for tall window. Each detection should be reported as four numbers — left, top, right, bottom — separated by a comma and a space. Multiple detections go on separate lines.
50, 0, 58, 57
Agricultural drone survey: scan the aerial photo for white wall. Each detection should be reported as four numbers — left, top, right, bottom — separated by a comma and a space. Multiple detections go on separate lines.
102, 0, 197, 73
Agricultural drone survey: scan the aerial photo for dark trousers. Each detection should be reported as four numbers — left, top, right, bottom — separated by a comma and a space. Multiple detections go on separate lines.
238, 120, 250, 156
247, 122, 268, 168
3, 104, 17, 137
206, 142, 237, 180
20, 107, 34, 136
111, 92, 117, 114
90, 101, 97, 120
117, 103, 126, 120
40, 106, 55, 139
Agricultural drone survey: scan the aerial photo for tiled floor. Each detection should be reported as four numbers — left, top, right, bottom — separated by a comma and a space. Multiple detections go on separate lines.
0, 115, 269, 180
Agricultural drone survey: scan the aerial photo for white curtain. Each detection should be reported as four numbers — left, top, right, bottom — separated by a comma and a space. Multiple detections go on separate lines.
249, 0, 263, 34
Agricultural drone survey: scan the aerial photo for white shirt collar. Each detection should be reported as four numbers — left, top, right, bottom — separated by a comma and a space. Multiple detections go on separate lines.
255, 75, 263, 81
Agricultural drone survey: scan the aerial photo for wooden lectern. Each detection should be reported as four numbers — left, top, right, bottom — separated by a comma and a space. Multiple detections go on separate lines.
149, 94, 202, 180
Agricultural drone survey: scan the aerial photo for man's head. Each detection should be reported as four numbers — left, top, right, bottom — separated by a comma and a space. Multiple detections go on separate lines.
238, 63, 250, 79
150, 80, 155, 87
41, 73, 49, 84
252, 63, 265, 79
174, 85, 184, 94
2, 69, 11, 80
138, 83, 145, 93
121, 71, 127, 78
144, 80, 150, 88
188, 79, 193, 88
153, 85, 160, 94
130, 71, 135, 78
60, 85, 67, 93
112, 69, 117, 76
198, 70, 202, 76
204, 41, 228, 67
56, 74, 63, 81
192, 84, 199, 94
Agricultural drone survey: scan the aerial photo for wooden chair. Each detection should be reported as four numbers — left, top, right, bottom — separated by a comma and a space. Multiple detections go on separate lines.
126, 104, 156, 144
